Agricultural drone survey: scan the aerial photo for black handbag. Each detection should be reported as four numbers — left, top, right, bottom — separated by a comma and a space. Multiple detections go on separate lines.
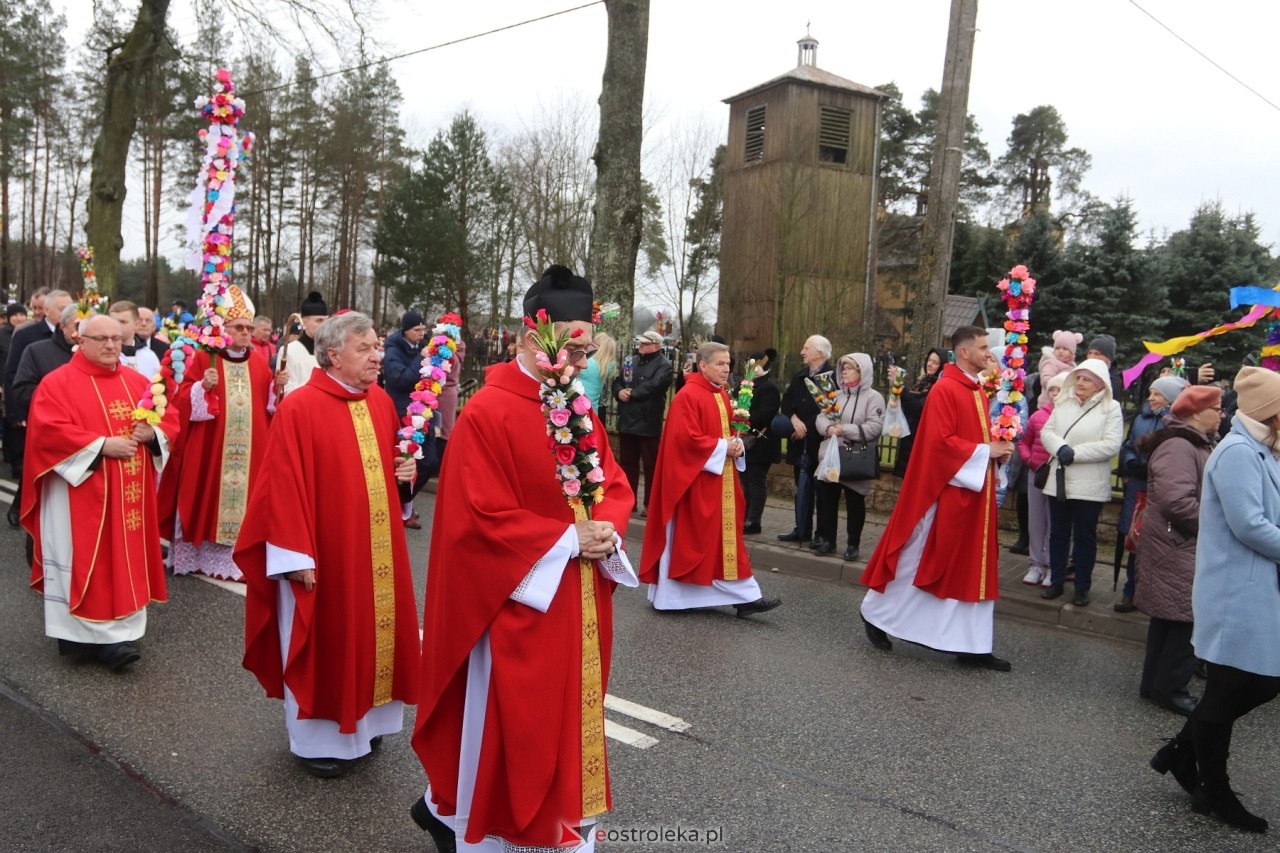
838, 425, 879, 481
1033, 461, 1051, 490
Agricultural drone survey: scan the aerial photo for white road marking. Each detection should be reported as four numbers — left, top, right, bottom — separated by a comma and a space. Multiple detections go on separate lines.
604, 695, 692, 732
604, 719, 659, 750
191, 565, 687, 750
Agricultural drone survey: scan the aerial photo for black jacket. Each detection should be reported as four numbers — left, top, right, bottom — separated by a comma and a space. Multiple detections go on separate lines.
744, 372, 781, 466
4, 318, 53, 403
779, 361, 832, 466
612, 350, 673, 437
11, 329, 75, 423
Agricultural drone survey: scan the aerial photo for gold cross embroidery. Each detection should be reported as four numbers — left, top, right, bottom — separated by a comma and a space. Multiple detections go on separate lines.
124, 481, 142, 503
108, 399, 133, 421
125, 509, 142, 531
123, 457, 142, 476
116, 425, 134, 437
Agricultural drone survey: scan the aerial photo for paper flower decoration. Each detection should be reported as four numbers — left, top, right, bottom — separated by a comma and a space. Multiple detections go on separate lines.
989, 264, 1037, 441
136, 68, 251, 424
396, 312, 461, 459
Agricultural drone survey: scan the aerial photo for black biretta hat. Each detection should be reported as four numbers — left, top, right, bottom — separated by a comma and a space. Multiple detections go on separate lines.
522, 265, 594, 323
300, 290, 329, 317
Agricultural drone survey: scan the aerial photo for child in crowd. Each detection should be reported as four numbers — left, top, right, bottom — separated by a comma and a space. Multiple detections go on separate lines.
1038, 330, 1083, 386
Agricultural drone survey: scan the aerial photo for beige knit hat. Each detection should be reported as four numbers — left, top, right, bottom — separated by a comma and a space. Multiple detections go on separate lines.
1234, 366, 1280, 421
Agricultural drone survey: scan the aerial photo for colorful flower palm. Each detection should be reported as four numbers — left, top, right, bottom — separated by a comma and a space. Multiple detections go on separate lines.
397, 313, 461, 459
731, 360, 757, 435
990, 264, 1037, 440
524, 309, 606, 508
134, 68, 252, 425
804, 374, 840, 416
74, 245, 108, 318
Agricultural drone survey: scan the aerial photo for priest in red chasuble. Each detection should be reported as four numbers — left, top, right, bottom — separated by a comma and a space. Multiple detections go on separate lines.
639, 342, 782, 616
236, 311, 420, 779
161, 285, 274, 580
859, 325, 1015, 671
411, 266, 637, 853
22, 314, 179, 671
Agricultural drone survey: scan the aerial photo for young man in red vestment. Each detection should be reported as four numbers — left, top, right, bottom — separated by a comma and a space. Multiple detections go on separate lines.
161, 286, 274, 580
859, 325, 1015, 671
21, 314, 179, 671
639, 342, 781, 616
411, 265, 637, 853
235, 312, 420, 778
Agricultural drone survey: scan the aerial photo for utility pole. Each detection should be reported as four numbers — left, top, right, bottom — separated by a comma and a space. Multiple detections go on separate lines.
907, 0, 978, 374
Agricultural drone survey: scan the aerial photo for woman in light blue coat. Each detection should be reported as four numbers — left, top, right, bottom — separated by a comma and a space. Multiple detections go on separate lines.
1150, 367, 1280, 834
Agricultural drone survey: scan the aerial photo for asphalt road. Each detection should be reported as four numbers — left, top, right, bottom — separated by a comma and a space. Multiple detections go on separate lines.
1, 488, 1277, 852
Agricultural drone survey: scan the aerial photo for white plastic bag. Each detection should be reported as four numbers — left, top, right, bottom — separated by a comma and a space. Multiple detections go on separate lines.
817, 436, 842, 483
883, 402, 911, 438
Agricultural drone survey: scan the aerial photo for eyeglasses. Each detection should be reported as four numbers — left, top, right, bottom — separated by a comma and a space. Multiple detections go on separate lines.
1209, 406, 1224, 413
80, 335, 123, 345
565, 346, 599, 363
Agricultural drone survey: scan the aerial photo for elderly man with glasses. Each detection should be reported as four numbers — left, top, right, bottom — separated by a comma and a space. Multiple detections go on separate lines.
159, 286, 276, 581
20, 313, 178, 671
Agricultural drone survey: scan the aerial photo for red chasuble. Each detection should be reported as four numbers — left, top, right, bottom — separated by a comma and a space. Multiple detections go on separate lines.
413, 359, 634, 848
236, 368, 420, 733
860, 363, 1000, 602
159, 348, 271, 546
639, 371, 752, 585
21, 350, 179, 620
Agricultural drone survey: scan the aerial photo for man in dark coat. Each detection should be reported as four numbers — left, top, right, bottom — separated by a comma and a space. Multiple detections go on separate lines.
742, 349, 781, 535
611, 330, 673, 516
4, 290, 72, 528
777, 334, 833, 544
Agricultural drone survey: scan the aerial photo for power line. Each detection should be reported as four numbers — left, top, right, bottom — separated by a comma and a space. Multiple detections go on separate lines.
1127, 0, 1280, 114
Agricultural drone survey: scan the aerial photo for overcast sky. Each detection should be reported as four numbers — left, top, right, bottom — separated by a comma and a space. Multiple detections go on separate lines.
373, 0, 1280, 247
64, 0, 1280, 263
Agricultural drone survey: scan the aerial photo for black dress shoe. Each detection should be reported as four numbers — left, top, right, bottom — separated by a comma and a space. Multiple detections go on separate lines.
6, 505, 18, 529
955, 652, 1012, 672
813, 542, 835, 556
1149, 691, 1198, 716
57, 639, 92, 661
297, 755, 348, 778
808, 536, 827, 551
1008, 540, 1029, 555
742, 523, 762, 535
862, 616, 892, 651
96, 642, 141, 671
734, 597, 781, 617
776, 530, 808, 543
1042, 584, 1064, 600
842, 546, 860, 561
410, 797, 458, 852
1192, 782, 1269, 833
1072, 590, 1090, 607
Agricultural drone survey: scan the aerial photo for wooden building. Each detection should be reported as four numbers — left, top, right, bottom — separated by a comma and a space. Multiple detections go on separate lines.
716, 32, 888, 374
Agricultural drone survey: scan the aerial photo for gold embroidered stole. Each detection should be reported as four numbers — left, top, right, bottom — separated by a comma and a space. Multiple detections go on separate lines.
971, 388, 994, 600
712, 391, 739, 580
215, 360, 253, 545
572, 499, 608, 818
348, 398, 396, 706
95, 375, 148, 600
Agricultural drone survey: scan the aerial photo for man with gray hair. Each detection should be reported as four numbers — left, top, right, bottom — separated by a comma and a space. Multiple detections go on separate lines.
236, 311, 422, 778
640, 341, 781, 616
777, 334, 834, 545
5, 289, 73, 528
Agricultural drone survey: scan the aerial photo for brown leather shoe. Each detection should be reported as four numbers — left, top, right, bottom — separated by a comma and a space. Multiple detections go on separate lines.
1113, 596, 1136, 613
404, 513, 422, 530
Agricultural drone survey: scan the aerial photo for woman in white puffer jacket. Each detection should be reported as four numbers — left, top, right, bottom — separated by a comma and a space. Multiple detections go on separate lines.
1039, 358, 1124, 606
